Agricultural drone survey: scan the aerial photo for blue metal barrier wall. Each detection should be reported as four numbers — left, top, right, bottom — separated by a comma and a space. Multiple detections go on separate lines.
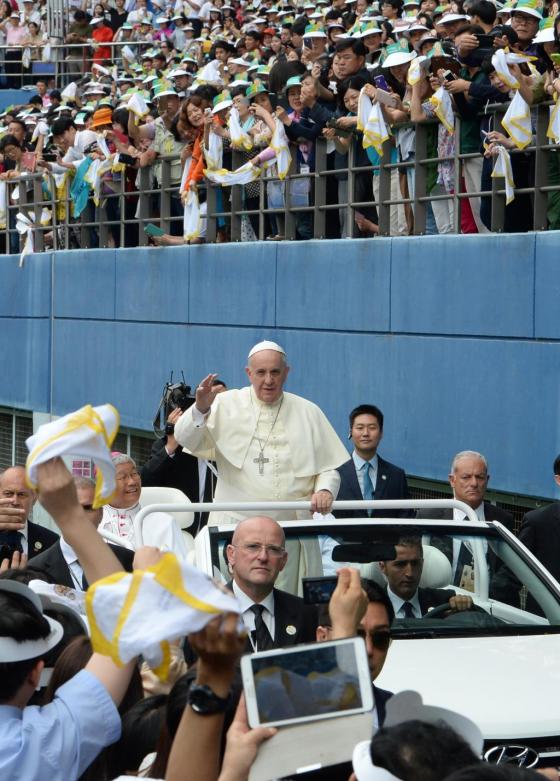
1, 233, 559, 500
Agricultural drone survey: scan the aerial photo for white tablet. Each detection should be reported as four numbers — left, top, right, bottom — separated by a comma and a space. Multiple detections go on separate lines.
241, 637, 374, 729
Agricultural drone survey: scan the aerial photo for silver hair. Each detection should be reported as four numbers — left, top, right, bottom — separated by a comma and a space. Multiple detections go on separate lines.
451, 451, 488, 474
110, 452, 136, 468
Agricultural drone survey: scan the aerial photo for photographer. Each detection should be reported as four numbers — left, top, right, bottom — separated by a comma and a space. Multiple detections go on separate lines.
141, 377, 226, 534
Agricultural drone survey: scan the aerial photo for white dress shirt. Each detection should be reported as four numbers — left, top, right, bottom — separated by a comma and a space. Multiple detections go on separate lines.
452, 504, 487, 578
232, 581, 275, 649
352, 451, 378, 497
19, 522, 29, 556
386, 585, 422, 619
59, 538, 86, 590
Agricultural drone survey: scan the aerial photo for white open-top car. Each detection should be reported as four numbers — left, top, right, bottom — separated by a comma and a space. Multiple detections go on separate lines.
133, 498, 560, 769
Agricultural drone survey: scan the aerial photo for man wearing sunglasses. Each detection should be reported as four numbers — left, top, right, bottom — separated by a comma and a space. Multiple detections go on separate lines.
295, 574, 396, 781
32, 477, 134, 590
316, 578, 394, 726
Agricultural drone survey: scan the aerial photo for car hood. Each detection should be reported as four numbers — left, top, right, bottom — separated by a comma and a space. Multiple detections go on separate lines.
376, 633, 560, 739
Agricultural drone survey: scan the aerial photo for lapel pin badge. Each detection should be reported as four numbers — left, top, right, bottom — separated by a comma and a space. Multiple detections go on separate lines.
34, 541, 43, 551
286, 625, 296, 636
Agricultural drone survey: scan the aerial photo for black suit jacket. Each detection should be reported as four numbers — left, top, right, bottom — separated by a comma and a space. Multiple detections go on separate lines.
184, 585, 318, 665
518, 502, 560, 580
416, 502, 515, 569
269, 587, 318, 648
416, 502, 515, 532
386, 585, 454, 617
336, 455, 411, 519
416, 503, 519, 606
417, 586, 456, 615
27, 520, 59, 560
240, 586, 318, 653
141, 437, 217, 533
32, 540, 134, 588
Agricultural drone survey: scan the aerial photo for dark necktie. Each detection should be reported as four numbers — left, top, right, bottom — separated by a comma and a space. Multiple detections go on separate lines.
250, 604, 273, 651
402, 601, 416, 619
0, 531, 23, 554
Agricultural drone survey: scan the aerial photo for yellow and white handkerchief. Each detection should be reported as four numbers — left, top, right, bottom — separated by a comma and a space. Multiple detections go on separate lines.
407, 56, 427, 86
87, 553, 241, 679
547, 98, 560, 145
268, 118, 291, 180
204, 161, 261, 186
428, 86, 455, 135
205, 128, 224, 171
228, 107, 253, 151
127, 92, 150, 124
26, 404, 120, 508
357, 88, 389, 155
196, 60, 222, 85
491, 145, 515, 204
491, 48, 537, 91
183, 188, 202, 241
502, 90, 532, 149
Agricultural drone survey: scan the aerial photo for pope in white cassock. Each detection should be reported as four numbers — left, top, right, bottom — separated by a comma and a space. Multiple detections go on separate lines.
174, 341, 349, 590
174, 340, 349, 524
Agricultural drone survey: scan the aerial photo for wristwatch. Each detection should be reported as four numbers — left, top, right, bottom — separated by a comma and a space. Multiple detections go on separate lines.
187, 684, 230, 715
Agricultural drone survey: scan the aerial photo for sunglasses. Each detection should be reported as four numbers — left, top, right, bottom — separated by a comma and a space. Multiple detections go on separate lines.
358, 628, 392, 651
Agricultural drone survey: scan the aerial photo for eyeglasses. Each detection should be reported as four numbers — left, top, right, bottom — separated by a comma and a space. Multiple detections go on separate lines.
358, 629, 392, 651
231, 543, 286, 558
116, 469, 140, 481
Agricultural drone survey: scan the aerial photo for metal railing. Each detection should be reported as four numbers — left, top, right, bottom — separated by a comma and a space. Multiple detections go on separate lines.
3, 99, 559, 253
0, 40, 143, 87
131, 498, 480, 539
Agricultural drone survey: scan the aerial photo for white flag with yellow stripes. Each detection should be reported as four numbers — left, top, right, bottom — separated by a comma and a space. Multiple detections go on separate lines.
87, 553, 241, 680
26, 404, 120, 508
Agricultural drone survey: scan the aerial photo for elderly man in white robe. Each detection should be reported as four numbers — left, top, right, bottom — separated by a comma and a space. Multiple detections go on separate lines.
174, 340, 349, 591
99, 453, 189, 560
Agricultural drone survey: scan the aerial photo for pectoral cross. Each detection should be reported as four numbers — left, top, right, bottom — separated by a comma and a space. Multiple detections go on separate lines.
253, 451, 269, 475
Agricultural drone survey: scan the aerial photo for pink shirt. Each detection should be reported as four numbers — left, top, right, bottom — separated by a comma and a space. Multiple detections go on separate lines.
6, 24, 28, 45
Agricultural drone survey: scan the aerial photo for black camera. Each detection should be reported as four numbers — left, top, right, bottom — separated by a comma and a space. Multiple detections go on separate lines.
166, 381, 195, 413
153, 372, 196, 438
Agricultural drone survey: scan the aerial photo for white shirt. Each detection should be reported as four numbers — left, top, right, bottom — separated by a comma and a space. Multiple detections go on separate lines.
19, 522, 29, 556
59, 537, 86, 590
387, 585, 422, 619
198, 0, 214, 20
183, 0, 201, 19
127, 8, 153, 22
352, 451, 378, 497
232, 580, 275, 648
452, 503, 487, 578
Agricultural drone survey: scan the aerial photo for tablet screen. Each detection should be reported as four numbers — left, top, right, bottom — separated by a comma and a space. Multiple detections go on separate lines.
249, 642, 364, 725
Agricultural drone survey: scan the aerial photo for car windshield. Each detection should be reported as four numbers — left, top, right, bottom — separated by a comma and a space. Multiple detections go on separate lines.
208, 521, 560, 638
